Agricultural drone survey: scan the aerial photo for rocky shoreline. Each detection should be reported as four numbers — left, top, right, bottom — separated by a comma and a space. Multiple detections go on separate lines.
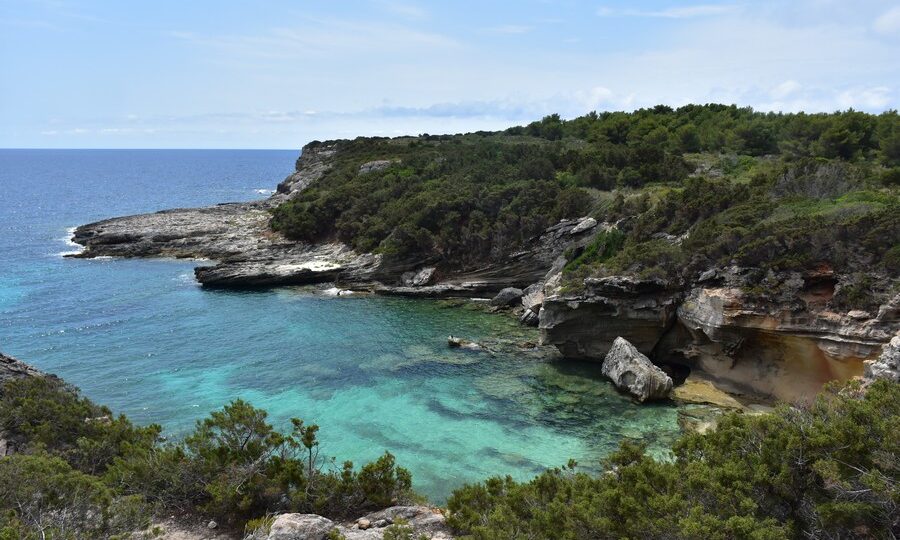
68, 142, 900, 403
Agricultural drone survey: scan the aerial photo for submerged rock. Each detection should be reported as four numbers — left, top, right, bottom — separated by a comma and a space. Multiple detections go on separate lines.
671, 375, 745, 409
601, 337, 673, 402
448, 336, 485, 350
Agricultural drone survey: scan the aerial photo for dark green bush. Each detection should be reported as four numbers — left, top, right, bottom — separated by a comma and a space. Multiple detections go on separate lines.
0, 378, 414, 532
447, 380, 900, 540
0, 453, 148, 540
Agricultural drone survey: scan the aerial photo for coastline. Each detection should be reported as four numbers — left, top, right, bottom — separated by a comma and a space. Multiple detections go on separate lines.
66, 141, 899, 406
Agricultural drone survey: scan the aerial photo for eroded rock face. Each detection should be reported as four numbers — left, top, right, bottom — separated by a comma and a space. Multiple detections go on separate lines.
539, 276, 681, 359
675, 287, 896, 401
601, 337, 672, 402
865, 330, 900, 383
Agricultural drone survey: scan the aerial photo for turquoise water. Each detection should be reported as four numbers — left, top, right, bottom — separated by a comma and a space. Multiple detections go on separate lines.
0, 149, 680, 501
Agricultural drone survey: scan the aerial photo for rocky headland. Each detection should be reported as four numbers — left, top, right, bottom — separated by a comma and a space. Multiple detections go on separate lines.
69, 139, 900, 403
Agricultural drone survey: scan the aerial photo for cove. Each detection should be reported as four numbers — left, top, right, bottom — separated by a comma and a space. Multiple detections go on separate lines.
0, 149, 682, 502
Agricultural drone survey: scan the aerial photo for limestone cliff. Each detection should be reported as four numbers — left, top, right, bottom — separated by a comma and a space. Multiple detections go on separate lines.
538, 264, 899, 401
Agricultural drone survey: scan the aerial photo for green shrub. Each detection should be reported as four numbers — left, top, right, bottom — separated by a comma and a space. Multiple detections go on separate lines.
0, 453, 148, 539
447, 380, 900, 540
0, 376, 158, 475
0, 378, 414, 530
564, 228, 626, 273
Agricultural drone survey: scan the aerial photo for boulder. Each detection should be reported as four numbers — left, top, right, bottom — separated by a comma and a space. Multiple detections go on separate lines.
490, 287, 523, 307
267, 514, 334, 540
568, 217, 597, 235
601, 337, 673, 402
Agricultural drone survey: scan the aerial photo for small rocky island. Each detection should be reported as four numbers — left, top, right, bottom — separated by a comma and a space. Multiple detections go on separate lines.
71, 127, 900, 404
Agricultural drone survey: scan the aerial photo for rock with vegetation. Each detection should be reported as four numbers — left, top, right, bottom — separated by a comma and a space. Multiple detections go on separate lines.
70, 106, 900, 399
601, 337, 673, 402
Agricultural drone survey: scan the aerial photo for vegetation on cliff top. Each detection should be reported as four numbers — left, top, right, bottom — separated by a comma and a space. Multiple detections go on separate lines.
2, 374, 898, 539
270, 105, 899, 307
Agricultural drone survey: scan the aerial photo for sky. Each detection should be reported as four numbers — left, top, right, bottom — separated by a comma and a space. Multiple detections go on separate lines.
1, 0, 899, 149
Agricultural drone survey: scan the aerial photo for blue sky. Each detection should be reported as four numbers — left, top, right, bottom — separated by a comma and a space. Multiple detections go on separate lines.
1, 0, 899, 148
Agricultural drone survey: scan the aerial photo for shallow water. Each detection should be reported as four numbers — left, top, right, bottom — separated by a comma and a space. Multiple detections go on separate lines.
0, 149, 681, 501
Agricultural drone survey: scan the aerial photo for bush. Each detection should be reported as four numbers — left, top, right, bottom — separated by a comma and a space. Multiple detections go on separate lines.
107, 399, 414, 526
0, 378, 414, 531
0, 453, 148, 539
447, 380, 900, 540
0, 376, 158, 475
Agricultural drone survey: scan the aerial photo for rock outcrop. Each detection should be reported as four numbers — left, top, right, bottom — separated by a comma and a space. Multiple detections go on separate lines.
674, 287, 897, 401
539, 261, 899, 402
864, 330, 900, 383
601, 337, 673, 402
250, 506, 453, 540
539, 276, 681, 359
70, 141, 599, 296
265, 514, 334, 540
1, 351, 54, 389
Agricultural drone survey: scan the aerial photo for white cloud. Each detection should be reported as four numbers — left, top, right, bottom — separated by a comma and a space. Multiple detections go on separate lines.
837, 86, 892, 109
874, 6, 900, 35
770, 80, 801, 99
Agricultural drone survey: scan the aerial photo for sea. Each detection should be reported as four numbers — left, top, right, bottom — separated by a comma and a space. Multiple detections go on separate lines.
0, 149, 681, 501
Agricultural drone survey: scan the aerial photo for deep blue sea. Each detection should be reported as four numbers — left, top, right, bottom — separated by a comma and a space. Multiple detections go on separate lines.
0, 149, 680, 501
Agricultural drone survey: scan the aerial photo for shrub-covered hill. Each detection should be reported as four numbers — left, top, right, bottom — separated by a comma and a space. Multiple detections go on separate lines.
270, 105, 900, 304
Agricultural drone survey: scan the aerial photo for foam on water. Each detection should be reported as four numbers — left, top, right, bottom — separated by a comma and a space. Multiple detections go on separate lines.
0, 149, 684, 502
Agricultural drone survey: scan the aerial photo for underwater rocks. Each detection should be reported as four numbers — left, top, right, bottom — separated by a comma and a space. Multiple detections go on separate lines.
601, 337, 673, 402
447, 336, 485, 350
539, 276, 681, 359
